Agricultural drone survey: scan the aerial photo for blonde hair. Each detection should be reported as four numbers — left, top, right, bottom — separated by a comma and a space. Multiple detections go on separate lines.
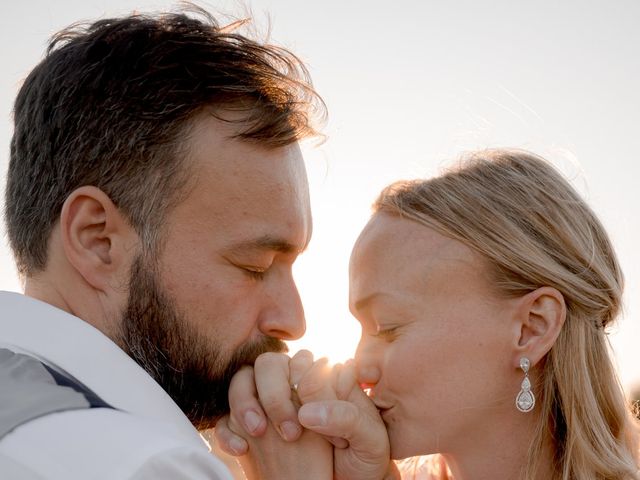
375, 149, 640, 479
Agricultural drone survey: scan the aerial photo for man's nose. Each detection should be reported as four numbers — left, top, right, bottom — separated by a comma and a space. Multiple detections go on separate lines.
258, 274, 306, 340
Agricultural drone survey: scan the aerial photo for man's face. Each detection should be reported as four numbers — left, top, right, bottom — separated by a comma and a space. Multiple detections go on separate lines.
118, 114, 312, 429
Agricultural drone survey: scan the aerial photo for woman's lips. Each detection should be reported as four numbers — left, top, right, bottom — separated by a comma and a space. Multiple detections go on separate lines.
362, 384, 393, 417
374, 401, 393, 415
377, 406, 394, 423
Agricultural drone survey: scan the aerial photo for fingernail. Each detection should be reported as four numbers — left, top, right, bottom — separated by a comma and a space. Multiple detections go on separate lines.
299, 404, 328, 427
244, 410, 263, 434
229, 437, 246, 456
280, 420, 301, 441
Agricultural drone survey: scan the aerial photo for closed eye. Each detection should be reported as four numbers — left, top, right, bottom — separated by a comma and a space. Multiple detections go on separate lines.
242, 266, 267, 280
373, 326, 398, 340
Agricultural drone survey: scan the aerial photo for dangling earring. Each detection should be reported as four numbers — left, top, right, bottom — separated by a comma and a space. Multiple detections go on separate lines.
515, 357, 535, 413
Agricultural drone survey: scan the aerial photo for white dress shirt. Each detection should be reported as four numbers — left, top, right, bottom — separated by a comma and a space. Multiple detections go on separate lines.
0, 291, 232, 480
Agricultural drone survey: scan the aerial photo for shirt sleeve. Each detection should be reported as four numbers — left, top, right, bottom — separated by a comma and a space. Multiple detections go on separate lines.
129, 446, 234, 480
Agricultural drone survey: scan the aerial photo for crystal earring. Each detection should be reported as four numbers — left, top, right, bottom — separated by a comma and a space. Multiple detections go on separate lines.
515, 357, 535, 413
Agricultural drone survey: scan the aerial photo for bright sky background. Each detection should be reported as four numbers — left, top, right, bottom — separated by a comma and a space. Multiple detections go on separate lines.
1, 1, 638, 390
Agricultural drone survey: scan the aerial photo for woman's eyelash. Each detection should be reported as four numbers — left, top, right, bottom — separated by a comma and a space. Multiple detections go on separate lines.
243, 267, 266, 280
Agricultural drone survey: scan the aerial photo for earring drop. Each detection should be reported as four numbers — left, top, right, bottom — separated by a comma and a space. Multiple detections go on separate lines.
515, 357, 535, 413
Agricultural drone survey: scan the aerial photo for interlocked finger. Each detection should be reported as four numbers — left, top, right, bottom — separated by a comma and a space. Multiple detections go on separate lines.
296, 357, 339, 404
254, 352, 302, 442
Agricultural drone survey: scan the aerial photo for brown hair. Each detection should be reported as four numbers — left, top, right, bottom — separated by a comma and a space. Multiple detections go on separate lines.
6, 5, 325, 276
376, 149, 639, 479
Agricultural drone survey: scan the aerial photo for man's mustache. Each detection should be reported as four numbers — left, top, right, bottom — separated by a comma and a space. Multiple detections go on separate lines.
229, 336, 289, 371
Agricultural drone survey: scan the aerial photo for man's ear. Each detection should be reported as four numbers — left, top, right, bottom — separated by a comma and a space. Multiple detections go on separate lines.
59, 186, 137, 292
512, 286, 566, 368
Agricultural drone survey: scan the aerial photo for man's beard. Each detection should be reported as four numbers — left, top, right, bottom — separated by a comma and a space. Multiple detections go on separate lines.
115, 254, 287, 430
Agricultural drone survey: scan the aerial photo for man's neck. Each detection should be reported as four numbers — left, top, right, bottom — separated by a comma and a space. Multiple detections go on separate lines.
23, 274, 119, 341
24, 278, 74, 316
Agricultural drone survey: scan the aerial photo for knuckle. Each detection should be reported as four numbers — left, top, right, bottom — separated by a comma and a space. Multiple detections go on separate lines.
254, 351, 286, 370
344, 404, 361, 427
229, 366, 253, 388
297, 376, 328, 401
293, 349, 313, 362
228, 396, 252, 415
227, 413, 242, 433
334, 403, 360, 431
213, 419, 228, 439
260, 395, 292, 419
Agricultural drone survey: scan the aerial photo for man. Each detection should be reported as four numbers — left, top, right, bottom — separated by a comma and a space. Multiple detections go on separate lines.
0, 6, 325, 479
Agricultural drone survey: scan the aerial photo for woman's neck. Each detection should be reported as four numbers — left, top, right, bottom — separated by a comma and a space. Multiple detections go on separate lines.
439, 409, 554, 480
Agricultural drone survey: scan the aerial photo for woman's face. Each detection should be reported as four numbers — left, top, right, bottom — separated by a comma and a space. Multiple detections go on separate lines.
350, 213, 519, 459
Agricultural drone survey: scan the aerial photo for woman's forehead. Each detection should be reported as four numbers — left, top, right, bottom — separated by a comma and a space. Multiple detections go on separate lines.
350, 214, 488, 298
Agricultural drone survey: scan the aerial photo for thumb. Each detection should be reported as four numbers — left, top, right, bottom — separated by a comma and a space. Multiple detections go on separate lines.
298, 400, 388, 459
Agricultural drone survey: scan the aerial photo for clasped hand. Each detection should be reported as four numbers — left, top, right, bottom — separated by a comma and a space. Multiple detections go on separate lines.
214, 350, 399, 480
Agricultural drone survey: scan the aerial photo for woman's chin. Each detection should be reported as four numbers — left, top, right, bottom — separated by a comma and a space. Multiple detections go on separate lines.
389, 430, 438, 460
389, 437, 424, 460
390, 447, 422, 461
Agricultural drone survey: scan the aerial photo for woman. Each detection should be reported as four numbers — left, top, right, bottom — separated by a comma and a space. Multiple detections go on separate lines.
219, 149, 640, 479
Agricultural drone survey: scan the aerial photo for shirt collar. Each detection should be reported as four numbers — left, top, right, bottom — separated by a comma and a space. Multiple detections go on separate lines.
0, 291, 206, 447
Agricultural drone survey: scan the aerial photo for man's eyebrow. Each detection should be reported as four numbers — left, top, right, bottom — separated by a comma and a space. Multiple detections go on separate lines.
229, 235, 304, 255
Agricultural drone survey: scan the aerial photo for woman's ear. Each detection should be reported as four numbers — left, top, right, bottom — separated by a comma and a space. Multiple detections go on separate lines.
512, 286, 566, 368
59, 186, 138, 292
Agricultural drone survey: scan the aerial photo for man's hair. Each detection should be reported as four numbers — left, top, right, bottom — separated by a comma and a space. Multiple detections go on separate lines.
6, 5, 324, 276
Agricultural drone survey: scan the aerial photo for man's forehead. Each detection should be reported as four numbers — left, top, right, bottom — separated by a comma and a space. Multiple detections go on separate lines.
186, 129, 308, 209
176, 114, 312, 256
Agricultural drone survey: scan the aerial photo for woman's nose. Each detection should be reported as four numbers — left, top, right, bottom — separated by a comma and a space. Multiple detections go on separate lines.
357, 365, 381, 390
355, 340, 381, 388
